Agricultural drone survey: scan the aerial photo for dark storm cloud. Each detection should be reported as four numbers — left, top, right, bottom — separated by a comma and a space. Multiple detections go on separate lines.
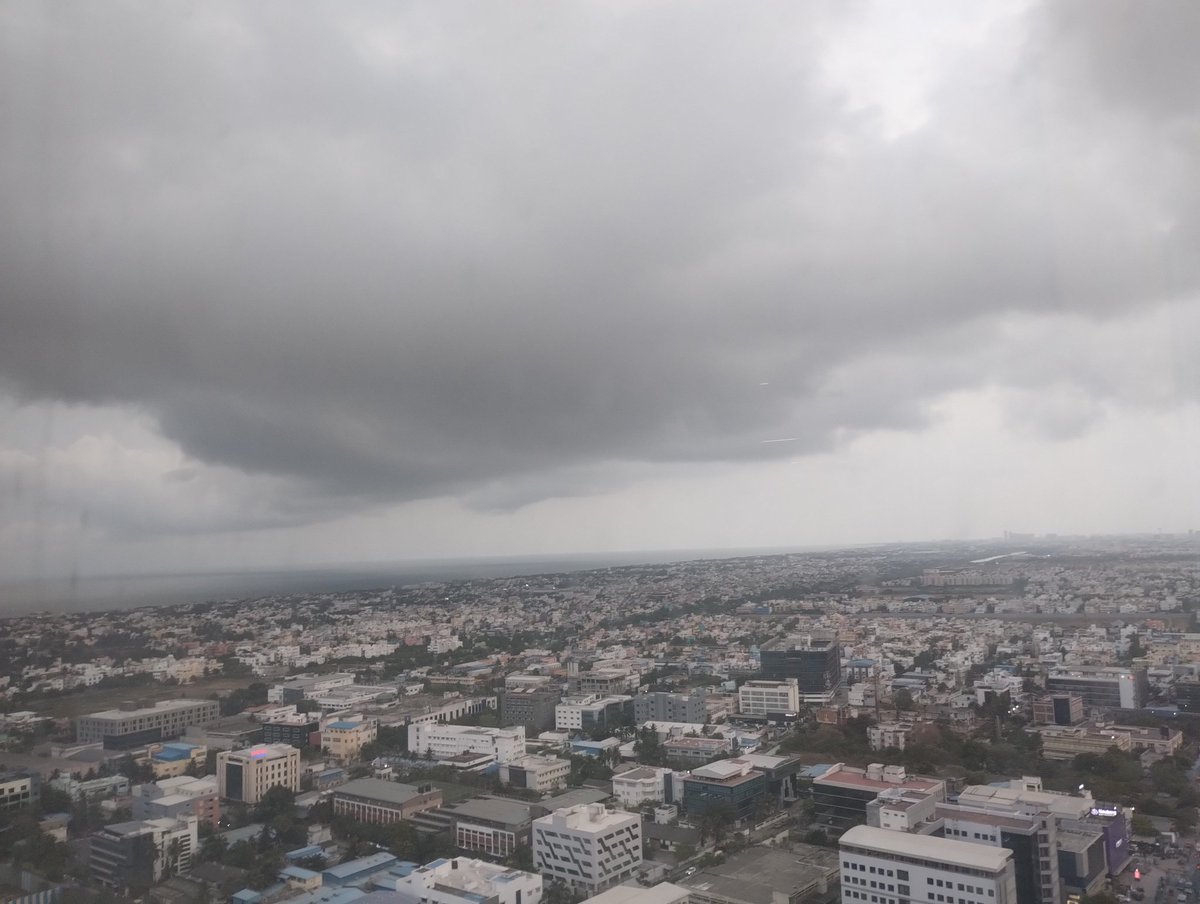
1, 1, 1197, 526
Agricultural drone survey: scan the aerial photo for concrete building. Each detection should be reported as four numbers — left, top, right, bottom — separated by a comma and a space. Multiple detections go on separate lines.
268, 673, 356, 704
662, 736, 733, 763
759, 635, 842, 704
499, 688, 562, 733
681, 758, 766, 821
935, 802, 1059, 904
444, 797, 541, 858
408, 723, 526, 764
499, 755, 571, 793
1045, 667, 1147, 711
77, 699, 220, 745
331, 777, 442, 824
812, 763, 945, 829
571, 669, 639, 696
1036, 725, 1132, 761
393, 857, 543, 904
262, 713, 321, 748
322, 719, 378, 764
634, 692, 708, 724
737, 679, 801, 717
132, 775, 220, 828
533, 804, 642, 896
217, 743, 300, 803
868, 723, 912, 752
0, 769, 40, 812
839, 825, 1018, 904
90, 815, 199, 893
555, 695, 633, 734
1031, 694, 1085, 727
613, 766, 675, 808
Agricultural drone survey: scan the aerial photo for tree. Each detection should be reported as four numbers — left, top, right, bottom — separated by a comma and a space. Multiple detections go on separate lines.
894, 689, 915, 711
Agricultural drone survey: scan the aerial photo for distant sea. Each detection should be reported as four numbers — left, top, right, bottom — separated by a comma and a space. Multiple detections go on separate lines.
0, 546, 819, 618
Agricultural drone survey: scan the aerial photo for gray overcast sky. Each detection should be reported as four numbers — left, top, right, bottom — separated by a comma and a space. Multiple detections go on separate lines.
2, 0, 1199, 583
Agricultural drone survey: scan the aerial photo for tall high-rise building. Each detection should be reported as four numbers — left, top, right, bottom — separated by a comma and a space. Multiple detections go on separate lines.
633, 691, 707, 724
759, 635, 842, 704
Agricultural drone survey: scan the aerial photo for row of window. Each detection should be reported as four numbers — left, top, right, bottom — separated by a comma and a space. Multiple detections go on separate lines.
929, 878, 988, 895
844, 861, 907, 880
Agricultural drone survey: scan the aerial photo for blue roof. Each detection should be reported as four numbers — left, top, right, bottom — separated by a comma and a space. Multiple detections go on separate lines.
327, 721, 361, 730
232, 891, 261, 904
287, 888, 365, 904
286, 845, 325, 861
324, 852, 397, 882
153, 747, 192, 761
281, 866, 321, 881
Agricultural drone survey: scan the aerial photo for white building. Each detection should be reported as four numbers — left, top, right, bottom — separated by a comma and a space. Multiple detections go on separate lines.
394, 857, 543, 904
581, 884, 691, 904
533, 805, 642, 896
216, 744, 300, 804
612, 766, 672, 807
499, 755, 571, 793
408, 723, 526, 765
738, 679, 800, 717
839, 825, 1017, 904
868, 723, 912, 752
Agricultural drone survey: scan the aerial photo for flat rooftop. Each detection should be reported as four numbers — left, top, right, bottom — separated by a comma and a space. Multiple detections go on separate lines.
334, 778, 428, 806
82, 699, 215, 721
841, 825, 1013, 872
681, 844, 839, 904
815, 766, 941, 793
446, 796, 537, 826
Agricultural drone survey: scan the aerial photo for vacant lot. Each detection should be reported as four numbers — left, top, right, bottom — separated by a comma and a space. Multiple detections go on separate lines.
36, 674, 260, 720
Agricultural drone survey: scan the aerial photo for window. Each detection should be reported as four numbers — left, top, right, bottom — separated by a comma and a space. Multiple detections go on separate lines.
898, 872, 909, 881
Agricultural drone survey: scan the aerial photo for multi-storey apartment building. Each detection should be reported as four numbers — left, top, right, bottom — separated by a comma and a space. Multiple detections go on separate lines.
533, 805, 642, 896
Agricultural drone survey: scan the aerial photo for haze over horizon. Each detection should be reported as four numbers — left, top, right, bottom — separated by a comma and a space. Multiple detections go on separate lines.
3, 1, 1199, 589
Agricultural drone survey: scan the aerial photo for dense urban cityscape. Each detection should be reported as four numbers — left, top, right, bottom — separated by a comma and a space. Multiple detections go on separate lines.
2, 534, 1200, 904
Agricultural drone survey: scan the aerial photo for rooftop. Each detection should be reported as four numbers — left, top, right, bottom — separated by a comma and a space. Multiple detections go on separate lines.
82, 699, 215, 721
446, 796, 537, 827
334, 778, 429, 807
681, 844, 839, 904
815, 764, 942, 793
841, 825, 1014, 872
581, 882, 690, 904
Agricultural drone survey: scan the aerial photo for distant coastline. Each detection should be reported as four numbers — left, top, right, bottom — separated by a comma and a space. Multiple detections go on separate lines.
0, 545, 828, 617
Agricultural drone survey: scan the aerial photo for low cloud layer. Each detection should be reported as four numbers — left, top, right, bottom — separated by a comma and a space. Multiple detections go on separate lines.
1, 1, 1198, 568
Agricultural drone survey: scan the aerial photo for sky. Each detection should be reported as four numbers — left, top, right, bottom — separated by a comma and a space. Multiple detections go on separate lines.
2, 0, 1199, 585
